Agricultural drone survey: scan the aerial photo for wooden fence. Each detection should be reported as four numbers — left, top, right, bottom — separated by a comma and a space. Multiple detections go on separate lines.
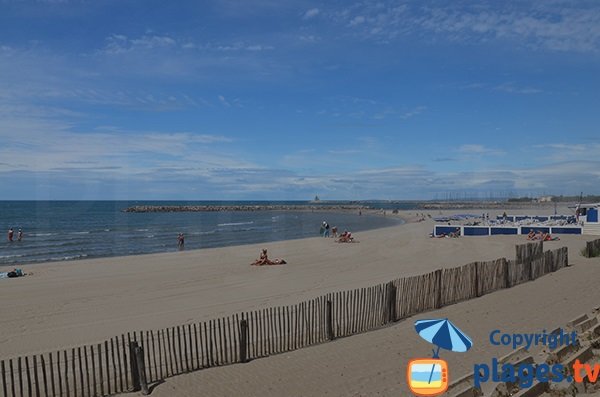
0, 242, 568, 397
584, 238, 600, 258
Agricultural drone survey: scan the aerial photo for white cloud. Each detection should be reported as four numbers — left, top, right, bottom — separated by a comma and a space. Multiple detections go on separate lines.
303, 8, 320, 19
459, 82, 544, 95
327, 2, 600, 52
494, 83, 543, 95
218, 95, 231, 107
349, 15, 365, 26
245, 44, 274, 51
457, 144, 505, 156
99, 34, 178, 55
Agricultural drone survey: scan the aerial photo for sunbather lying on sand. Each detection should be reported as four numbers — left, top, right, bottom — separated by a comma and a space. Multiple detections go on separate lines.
337, 231, 357, 243
527, 230, 544, 240
429, 232, 446, 238
542, 233, 560, 241
251, 249, 286, 266
449, 228, 461, 238
0, 268, 26, 279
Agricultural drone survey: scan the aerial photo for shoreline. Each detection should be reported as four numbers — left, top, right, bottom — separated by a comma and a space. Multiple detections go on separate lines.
1, 209, 406, 268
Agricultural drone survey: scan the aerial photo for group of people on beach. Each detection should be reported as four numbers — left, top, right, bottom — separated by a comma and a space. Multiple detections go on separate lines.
526, 230, 559, 241
319, 221, 357, 243
432, 227, 461, 238
0, 268, 25, 279
7, 228, 23, 242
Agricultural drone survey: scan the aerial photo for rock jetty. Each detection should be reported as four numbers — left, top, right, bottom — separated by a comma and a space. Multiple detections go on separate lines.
123, 205, 367, 213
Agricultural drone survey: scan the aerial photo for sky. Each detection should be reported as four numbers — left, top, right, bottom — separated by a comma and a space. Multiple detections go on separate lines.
1, 0, 599, 200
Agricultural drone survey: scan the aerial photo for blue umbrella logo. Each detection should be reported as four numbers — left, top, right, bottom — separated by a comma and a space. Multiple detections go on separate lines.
415, 318, 473, 384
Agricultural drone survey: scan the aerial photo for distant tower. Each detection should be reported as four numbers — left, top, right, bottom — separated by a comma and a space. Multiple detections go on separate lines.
314, 195, 320, 202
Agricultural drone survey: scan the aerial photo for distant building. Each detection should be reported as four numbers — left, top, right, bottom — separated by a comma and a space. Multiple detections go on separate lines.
538, 196, 554, 202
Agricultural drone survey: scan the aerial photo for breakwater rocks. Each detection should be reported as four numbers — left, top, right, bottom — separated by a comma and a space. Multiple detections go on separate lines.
124, 205, 368, 213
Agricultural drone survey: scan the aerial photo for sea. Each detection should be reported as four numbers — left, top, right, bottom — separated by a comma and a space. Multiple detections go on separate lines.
0, 201, 414, 266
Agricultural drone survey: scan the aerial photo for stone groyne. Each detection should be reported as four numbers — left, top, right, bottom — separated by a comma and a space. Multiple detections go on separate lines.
123, 205, 367, 213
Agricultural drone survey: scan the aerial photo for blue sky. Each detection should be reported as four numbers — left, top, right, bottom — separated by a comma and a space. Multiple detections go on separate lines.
1, 0, 599, 200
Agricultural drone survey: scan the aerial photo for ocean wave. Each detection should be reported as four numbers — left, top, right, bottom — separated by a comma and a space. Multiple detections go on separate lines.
217, 226, 263, 233
49, 254, 88, 261
0, 254, 24, 259
69, 231, 90, 235
136, 229, 149, 232
191, 230, 217, 235
29, 233, 57, 237
217, 221, 254, 227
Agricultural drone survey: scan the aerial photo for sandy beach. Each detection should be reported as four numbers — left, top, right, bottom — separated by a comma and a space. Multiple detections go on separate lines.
1, 207, 598, 396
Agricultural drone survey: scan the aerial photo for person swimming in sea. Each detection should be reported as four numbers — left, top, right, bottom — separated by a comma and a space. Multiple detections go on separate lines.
177, 233, 185, 250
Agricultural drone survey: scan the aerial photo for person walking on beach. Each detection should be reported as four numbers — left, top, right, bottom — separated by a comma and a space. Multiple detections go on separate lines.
17, 229, 23, 242
177, 233, 185, 250
324, 221, 330, 237
7, 228, 14, 242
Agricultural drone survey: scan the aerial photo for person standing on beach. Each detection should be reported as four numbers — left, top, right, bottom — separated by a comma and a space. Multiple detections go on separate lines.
7, 228, 14, 242
324, 222, 330, 237
319, 222, 325, 236
177, 233, 185, 250
17, 229, 23, 241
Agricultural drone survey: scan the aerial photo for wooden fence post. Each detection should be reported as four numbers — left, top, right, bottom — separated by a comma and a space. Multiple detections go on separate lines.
1, 360, 6, 397
239, 319, 248, 363
435, 269, 443, 309
474, 262, 481, 297
129, 341, 140, 392
326, 300, 334, 341
134, 346, 149, 395
387, 283, 398, 322
504, 258, 511, 288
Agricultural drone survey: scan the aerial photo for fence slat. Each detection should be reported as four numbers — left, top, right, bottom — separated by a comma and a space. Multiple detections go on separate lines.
83, 346, 90, 397
90, 345, 96, 396
97, 344, 103, 397
77, 348, 84, 397
32, 356, 39, 397
24, 356, 31, 397
48, 354, 55, 397
218, 318, 225, 365
1, 360, 6, 397
9, 359, 15, 397
194, 323, 204, 368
